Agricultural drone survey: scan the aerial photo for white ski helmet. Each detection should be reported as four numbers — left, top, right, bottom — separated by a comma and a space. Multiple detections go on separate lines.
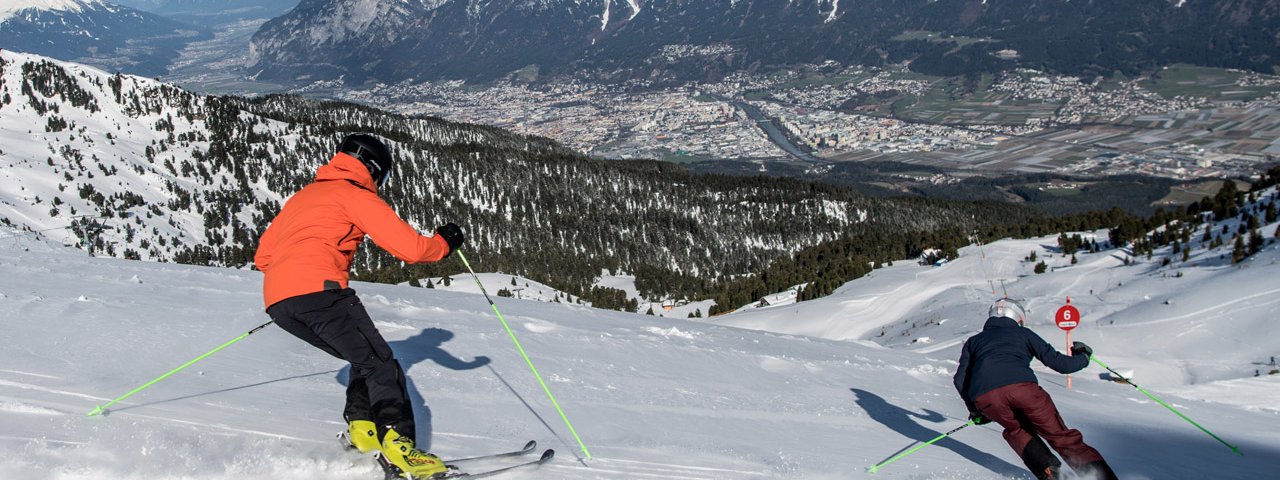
989, 298, 1028, 325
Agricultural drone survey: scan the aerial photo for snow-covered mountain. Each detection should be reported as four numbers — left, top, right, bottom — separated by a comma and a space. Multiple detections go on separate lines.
0, 201, 1277, 478
0, 0, 98, 21
107, 0, 299, 22
2, 51, 1022, 309
244, 0, 1280, 84
0, 0, 210, 76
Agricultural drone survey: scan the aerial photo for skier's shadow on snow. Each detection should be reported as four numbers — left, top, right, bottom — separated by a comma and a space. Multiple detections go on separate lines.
337, 327, 490, 450
851, 388, 1030, 478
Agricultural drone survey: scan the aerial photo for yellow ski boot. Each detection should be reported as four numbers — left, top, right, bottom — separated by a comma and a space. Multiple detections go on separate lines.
379, 428, 448, 479
345, 420, 381, 454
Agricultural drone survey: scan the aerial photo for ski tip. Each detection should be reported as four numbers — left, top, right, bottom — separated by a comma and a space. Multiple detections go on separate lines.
87, 406, 104, 417
539, 449, 555, 462
522, 440, 536, 452
866, 466, 879, 474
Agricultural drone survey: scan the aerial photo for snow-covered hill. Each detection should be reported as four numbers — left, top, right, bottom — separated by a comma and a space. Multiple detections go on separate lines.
713, 186, 1280, 394
0, 49, 287, 262
421, 271, 715, 320
2, 210, 1279, 479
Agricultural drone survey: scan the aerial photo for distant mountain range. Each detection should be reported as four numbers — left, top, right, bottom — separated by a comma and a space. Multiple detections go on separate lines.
108, 0, 299, 22
245, 0, 1280, 85
0, 0, 210, 76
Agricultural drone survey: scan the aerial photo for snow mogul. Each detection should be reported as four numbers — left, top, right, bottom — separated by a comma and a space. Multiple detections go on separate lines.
255, 133, 465, 478
953, 298, 1119, 480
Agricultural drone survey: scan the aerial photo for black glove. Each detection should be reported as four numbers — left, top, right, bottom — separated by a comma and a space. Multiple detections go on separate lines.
1071, 341, 1093, 358
435, 223, 464, 257
969, 411, 991, 426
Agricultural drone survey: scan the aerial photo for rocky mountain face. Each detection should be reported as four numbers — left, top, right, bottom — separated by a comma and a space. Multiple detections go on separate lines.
244, 0, 1280, 85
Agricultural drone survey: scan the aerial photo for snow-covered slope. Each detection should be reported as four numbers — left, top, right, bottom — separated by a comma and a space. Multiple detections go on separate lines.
1, 221, 1279, 479
0, 50, 282, 260
422, 271, 716, 319
714, 187, 1280, 396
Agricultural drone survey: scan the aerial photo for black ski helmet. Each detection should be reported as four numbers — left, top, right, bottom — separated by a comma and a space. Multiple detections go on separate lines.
338, 133, 393, 187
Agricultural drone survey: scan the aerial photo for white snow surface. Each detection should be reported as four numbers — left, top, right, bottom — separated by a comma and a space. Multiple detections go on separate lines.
0, 0, 98, 23
712, 205, 1280, 395
1, 216, 1280, 478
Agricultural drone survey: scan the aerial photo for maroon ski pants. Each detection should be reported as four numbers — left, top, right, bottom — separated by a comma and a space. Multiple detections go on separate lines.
974, 382, 1105, 475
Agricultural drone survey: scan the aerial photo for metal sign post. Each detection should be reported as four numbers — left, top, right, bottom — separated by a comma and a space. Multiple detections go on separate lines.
1055, 297, 1080, 389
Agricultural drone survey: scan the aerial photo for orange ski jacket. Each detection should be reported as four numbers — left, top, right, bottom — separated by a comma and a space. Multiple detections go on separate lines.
254, 152, 450, 309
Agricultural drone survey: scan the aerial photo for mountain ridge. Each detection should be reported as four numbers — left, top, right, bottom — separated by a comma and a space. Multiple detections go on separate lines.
0, 0, 210, 77
245, 0, 1280, 85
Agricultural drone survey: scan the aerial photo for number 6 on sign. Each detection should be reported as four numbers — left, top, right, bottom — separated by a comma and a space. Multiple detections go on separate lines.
1056, 304, 1079, 330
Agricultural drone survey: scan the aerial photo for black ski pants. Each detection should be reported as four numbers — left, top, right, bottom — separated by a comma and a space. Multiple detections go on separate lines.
267, 288, 414, 441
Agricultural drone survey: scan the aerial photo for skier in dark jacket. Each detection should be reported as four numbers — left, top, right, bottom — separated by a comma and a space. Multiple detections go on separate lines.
953, 298, 1118, 480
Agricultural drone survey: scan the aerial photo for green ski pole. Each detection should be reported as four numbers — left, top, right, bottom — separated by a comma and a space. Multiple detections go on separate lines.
1091, 356, 1242, 456
87, 321, 274, 417
868, 420, 975, 473
456, 250, 593, 461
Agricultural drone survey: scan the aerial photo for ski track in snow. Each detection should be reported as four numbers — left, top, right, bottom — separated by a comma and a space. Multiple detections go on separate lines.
1107, 286, 1280, 328
0, 379, 110, 402
0, 400, 64, 416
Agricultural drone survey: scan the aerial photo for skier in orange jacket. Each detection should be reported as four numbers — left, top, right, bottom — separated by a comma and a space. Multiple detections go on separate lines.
255, 133, 463, 479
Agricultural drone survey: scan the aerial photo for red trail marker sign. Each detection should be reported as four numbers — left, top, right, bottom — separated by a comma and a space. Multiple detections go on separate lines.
1056, 298, 1081, 388
1056, 304, 1080, 331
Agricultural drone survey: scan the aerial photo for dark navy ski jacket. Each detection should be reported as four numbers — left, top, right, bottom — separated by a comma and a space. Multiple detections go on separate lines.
953, 316, 1088, 410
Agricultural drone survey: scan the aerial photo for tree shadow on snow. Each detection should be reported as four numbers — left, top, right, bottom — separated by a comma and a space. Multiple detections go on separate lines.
337, 327, 490, 450
851, 388, 1030, 478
